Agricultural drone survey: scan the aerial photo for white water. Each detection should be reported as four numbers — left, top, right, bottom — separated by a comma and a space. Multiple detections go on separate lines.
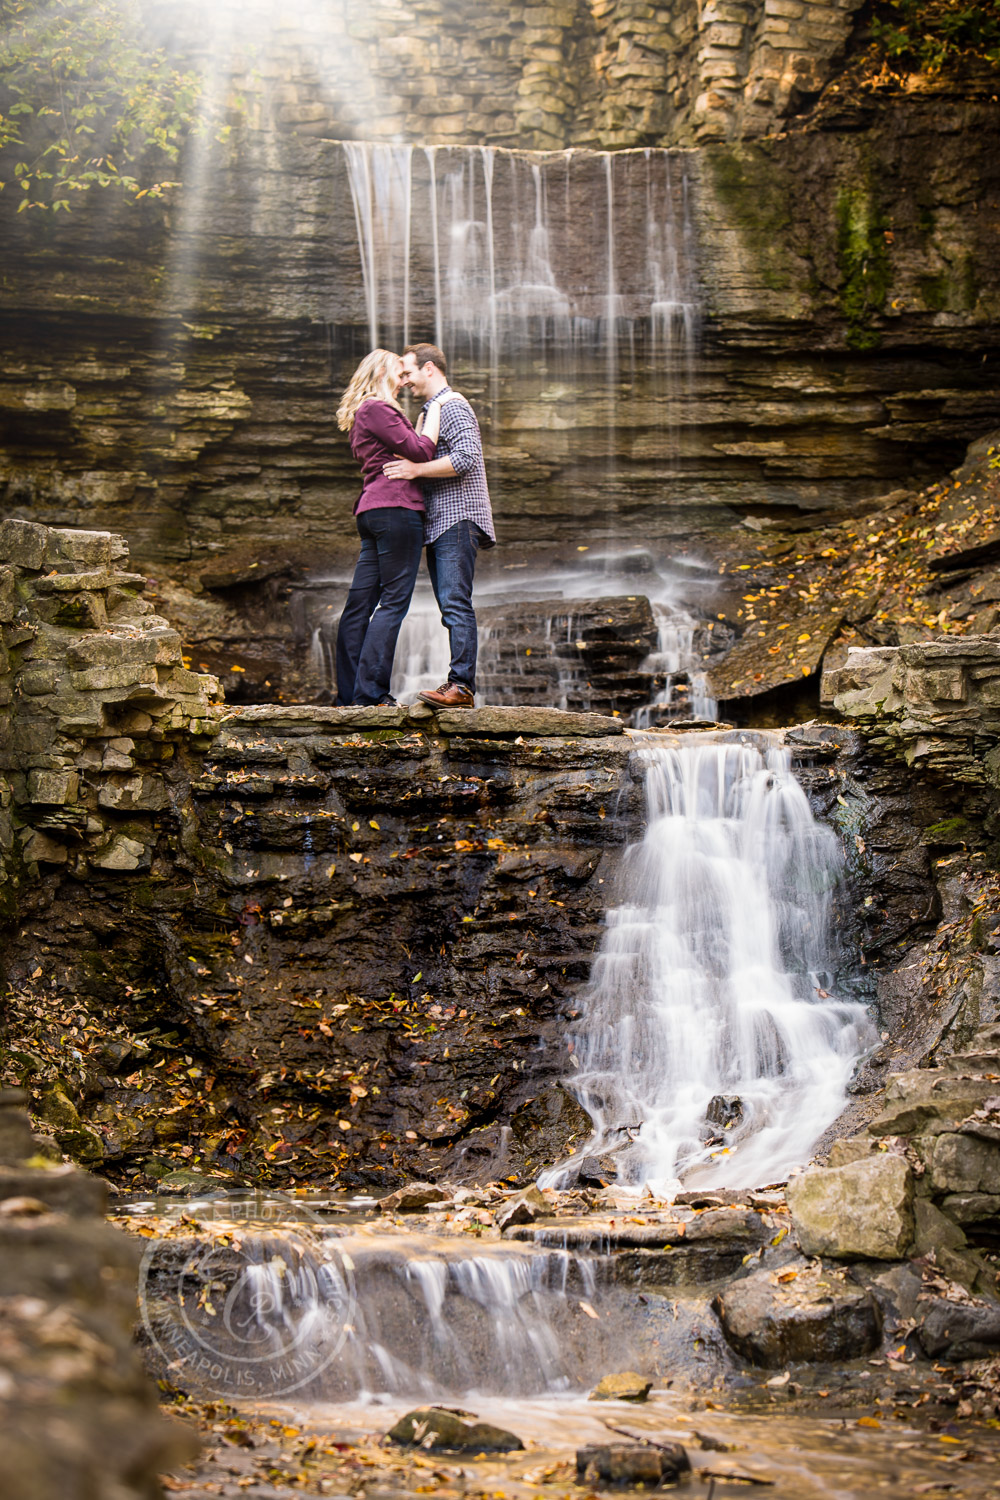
144, 1223, 616, 1400
379, 555, 716, 711
545, 741, 873, 1196
342, 143, 700, 369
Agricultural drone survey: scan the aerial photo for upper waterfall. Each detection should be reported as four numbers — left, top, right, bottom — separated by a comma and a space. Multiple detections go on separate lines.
342, 143, 700, 374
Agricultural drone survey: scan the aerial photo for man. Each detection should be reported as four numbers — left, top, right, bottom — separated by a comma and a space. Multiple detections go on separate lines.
382, 343, 495, 709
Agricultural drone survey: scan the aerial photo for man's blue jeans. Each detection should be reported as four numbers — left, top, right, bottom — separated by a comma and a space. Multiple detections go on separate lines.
426, 520, 486, 693
335, 507, 424, 705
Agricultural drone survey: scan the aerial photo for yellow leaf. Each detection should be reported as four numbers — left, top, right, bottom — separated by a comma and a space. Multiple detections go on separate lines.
770, 1227, 788, 1246
369, 819, 380, 830
349, 853, 363, 863
797, 632, 811, 643
857, 1417, 881, 1429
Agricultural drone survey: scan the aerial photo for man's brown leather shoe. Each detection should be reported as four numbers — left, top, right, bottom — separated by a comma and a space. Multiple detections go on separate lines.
419, 682, 475, 708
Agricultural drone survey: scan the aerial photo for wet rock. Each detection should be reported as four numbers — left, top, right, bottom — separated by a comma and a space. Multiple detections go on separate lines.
379, 1183, 449, 1213
704, 1093, 743, 1132
497, 1184, 549, 1230
157, 1167, 238, 1194
477, 596, 659, 722
508, 1084, 594, 1178
385, 1408, 524, 1452
673, 1189, 749, 1209
576, 1443, 690, 1486
714, 1264, 882, 1367
588, 1372, 652, 1402
785, 1155, 914, 1260
918, 1297, 1000, 1361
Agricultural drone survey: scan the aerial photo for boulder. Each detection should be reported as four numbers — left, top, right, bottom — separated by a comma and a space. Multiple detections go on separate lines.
379, 1182, 449, 1213
714, 1264, 882, 1367
576, 1443, 690, 1486
918, 1297, 1000, 1360
497, 1184, 549, 1231
588, 1372, 652, 1402
386, 1408, 524, 1452
927, 1132, 1000, 1196
941, 1192, 1000, 1227
868, 1070, 1000, 1139
785, 1155, 914, 1260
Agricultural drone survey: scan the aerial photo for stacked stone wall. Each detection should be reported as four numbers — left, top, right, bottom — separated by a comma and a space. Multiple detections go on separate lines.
161, 0, 865, 149
0, 519, 221, 912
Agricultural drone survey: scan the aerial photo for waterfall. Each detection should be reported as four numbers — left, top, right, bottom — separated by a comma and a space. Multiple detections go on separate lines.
339, 143, 699, 371
389, 583, 451, 700
635, 604, 716, 727
546, 741, 873, 1197
142, 1224, 621, 1401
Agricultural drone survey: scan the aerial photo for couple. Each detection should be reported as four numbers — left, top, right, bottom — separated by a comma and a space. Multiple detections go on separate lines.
334, 342, 495, 710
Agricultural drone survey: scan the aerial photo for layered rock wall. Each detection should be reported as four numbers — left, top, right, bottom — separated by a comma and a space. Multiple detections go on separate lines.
161, 0, 865, 150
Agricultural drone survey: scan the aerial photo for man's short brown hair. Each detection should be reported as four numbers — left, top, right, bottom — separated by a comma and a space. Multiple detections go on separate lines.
403, 342, 447, 376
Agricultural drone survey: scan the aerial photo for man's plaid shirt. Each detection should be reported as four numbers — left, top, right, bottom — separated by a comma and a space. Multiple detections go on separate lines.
420, 387, 496, 548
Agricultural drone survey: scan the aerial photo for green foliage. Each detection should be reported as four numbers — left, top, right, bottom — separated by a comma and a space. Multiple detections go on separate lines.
0, 0, 232, 210
872, 0, 1000, 74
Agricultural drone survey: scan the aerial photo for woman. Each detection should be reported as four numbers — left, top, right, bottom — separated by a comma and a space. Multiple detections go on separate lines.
334, 349, 440, 706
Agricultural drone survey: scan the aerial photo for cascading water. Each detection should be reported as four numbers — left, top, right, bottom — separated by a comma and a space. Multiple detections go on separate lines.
545, 740, 874, 1197
140, 1219, 624, 1401
341, 142, 699, 394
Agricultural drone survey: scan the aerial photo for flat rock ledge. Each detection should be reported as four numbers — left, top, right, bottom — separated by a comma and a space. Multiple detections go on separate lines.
221, 703, 625, 738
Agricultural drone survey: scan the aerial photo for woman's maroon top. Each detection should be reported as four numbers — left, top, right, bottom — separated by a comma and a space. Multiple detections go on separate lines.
350, 399, 435, 515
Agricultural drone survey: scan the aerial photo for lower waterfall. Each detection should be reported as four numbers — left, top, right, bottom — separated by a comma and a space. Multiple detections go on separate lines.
547, 740, 874, 1197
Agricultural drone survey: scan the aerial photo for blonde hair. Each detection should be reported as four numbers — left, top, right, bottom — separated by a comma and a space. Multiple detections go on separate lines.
336, 349, 403, 432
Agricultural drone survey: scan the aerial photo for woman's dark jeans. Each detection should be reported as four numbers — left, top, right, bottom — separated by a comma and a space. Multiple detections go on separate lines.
335, 507, 424, 705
